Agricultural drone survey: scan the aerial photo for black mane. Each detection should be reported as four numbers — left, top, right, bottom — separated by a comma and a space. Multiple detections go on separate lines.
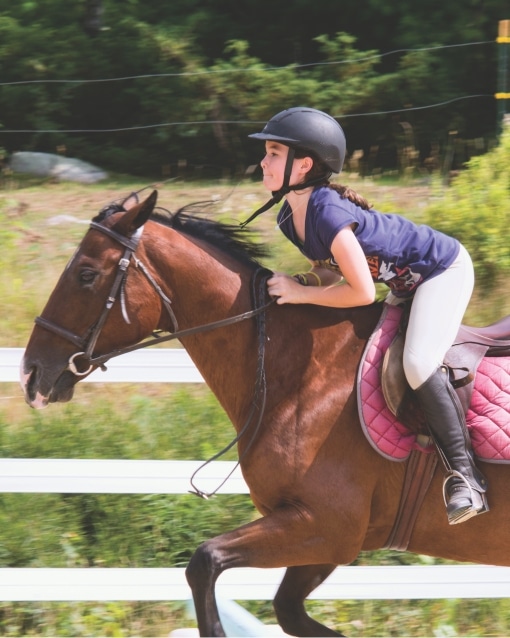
161, 207, 270, 267
93, 200, 270, 268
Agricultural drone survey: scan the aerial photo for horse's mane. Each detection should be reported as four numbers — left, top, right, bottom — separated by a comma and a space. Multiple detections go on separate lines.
94, 200, 270, 268
157, 205, 270, 268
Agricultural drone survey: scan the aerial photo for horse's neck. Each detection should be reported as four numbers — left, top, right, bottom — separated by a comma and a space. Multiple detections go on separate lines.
181, 291, 259, 427
150, 231, 259, 426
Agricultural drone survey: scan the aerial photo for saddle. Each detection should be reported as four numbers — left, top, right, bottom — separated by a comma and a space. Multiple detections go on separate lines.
383, 303, 510, 426
358, 303, 510, 463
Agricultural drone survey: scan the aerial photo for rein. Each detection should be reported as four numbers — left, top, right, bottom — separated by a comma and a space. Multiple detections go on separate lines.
88, 298, 273, 370
189, 268, 271, 499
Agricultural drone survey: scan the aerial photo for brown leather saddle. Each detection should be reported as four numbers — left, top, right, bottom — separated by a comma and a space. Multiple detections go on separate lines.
381, 307, 510, 434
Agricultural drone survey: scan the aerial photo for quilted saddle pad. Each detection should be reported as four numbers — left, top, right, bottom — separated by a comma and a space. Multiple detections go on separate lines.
357, 304, 510, 463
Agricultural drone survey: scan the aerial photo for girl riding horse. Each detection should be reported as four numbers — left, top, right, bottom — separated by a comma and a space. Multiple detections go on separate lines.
247, 106, 488, 525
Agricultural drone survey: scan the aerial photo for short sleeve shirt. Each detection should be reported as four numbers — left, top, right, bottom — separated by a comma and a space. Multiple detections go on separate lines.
277, 187, 460, 297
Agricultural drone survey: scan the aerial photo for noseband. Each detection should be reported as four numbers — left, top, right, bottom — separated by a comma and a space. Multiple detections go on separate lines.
34, 219, 274, 377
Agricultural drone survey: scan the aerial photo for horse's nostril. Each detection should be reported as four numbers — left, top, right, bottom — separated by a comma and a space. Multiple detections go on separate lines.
25, 367, 38, 402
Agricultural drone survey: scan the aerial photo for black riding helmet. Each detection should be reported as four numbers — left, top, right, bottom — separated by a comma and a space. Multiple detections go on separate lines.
249, 107, 346, 173
241, 107, 346, 227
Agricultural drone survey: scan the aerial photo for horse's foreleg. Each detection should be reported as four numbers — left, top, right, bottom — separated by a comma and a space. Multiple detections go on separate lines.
185, 537, 226, 637
186, 547, 224, 638
274, 564, 344, 637
185, 508, 359, 637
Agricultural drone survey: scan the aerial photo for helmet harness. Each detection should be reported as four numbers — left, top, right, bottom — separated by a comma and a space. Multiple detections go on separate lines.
240, 147, 329, 228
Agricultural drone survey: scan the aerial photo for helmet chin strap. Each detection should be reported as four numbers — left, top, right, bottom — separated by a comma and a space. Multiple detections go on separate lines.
240, 147, 296, 228
240, 147, 330, 228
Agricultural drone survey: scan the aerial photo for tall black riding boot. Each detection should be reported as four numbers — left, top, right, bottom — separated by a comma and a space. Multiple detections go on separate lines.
414, 366, 489, 525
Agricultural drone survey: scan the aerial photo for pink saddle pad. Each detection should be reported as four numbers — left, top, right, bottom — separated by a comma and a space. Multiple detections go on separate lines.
358, 304, 510, 463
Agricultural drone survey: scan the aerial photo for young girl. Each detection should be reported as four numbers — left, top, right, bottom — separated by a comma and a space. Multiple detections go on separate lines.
248, 106, 488, 525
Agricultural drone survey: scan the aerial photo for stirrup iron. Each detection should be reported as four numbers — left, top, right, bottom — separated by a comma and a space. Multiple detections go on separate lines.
442, 470, 489, 525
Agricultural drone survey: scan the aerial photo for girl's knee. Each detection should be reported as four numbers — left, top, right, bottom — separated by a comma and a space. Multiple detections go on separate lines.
403, 350, 437, 390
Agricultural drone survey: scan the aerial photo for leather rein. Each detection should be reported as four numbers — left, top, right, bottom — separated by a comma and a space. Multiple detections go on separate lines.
35, 220, 274, 378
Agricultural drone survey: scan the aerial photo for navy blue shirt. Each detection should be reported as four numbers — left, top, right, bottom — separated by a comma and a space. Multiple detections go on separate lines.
277, 187, 460, 297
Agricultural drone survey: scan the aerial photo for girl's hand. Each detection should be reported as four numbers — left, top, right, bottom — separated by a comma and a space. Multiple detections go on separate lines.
267, 273, 307, 304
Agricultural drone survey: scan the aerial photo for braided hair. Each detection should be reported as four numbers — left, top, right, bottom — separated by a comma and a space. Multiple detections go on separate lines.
294, 150, 372, 211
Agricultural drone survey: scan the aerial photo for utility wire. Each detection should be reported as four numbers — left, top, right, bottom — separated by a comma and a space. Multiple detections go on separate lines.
0, 94, 494, 134
0, 40, 495, 134
0, 40, 494, 87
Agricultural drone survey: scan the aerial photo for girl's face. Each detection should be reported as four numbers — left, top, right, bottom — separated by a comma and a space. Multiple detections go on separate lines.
260, 141, 312, 192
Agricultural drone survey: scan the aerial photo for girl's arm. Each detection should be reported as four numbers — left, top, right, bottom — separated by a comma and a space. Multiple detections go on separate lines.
267, 226, 376, 308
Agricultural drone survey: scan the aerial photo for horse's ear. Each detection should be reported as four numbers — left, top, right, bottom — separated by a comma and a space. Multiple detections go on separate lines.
113, 190, 158, 236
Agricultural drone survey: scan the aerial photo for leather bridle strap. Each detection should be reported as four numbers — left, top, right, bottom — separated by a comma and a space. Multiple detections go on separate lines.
88, 221, 141, 251
34, 315, 88, 350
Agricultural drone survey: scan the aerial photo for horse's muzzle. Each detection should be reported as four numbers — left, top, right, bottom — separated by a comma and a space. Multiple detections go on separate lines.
20, 359, 76, 408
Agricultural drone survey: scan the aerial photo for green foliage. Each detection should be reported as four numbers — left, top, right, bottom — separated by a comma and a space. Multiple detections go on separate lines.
0, 599, 188, 637
0, 386, 239, 461
0, 2, 505, 176
425, 122, 510, 289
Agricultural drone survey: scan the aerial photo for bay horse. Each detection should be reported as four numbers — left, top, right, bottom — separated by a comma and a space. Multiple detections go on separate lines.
20, 191, 510, 637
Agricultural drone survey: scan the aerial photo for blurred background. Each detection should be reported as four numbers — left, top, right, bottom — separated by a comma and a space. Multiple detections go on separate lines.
0, 0, 508, 179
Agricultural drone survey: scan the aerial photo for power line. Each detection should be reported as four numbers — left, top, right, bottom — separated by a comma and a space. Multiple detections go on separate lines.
0, 94, 493, 134
0, 41, 494, 87
336, 94, 493, 118
294, 41, 494, 69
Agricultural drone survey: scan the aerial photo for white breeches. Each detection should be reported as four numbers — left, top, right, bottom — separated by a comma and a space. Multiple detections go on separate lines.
387, 244, 474, 390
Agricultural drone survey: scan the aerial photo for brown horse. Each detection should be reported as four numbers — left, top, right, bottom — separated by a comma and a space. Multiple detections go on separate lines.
20, 191, 510, 637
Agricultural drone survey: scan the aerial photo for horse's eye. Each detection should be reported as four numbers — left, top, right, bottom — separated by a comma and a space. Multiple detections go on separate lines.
79, 269, 97, 285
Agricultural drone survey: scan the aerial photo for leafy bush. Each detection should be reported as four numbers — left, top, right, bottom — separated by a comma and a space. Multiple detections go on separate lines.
425, 121, 510, 289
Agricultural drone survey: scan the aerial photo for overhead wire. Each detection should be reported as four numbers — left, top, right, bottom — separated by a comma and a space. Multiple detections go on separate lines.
0, 40, 493, 86
0, 40, 497, 134
0, 95, 494, 134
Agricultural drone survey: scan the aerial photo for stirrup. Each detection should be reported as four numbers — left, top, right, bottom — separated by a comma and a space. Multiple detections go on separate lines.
442, 471, 489, 525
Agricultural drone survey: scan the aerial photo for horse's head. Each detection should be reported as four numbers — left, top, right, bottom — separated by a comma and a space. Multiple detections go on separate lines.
21, 190, 161, 408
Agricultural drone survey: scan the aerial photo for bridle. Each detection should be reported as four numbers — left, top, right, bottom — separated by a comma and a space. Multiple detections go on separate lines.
35, 214, 275, 497
35, 220, 172, 376
34, 218, 274, 378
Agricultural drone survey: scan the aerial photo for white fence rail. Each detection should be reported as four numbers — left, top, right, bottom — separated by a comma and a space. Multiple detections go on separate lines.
1, 458, 510, 602
5, 565, 510, 602
1, 347, 204, 383
0, 458, 247, 494
2, 348, 510, 604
